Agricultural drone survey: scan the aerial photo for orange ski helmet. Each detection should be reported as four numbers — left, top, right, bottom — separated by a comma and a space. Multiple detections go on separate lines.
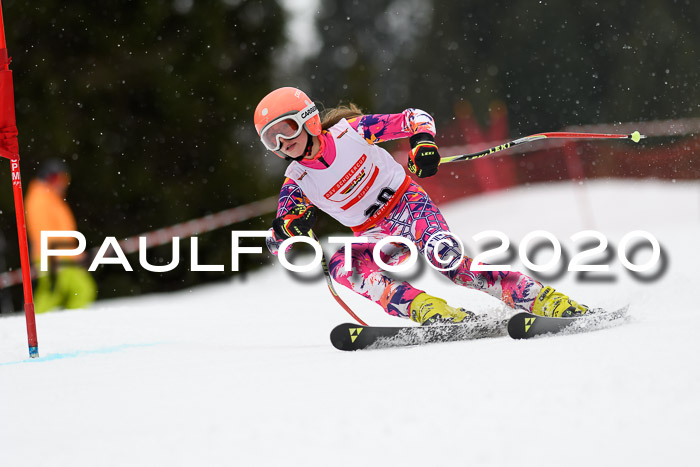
254, 87, 321, 157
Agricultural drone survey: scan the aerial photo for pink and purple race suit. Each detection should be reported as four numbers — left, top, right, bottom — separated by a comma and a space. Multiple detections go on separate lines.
267, 109, 542, 318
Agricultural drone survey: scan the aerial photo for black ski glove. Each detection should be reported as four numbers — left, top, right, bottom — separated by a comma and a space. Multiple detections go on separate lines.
407, 133, 441, 178
272, 205, 318, 240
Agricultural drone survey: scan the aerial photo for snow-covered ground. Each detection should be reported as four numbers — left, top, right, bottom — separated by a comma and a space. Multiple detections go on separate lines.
1, 179, 699, 467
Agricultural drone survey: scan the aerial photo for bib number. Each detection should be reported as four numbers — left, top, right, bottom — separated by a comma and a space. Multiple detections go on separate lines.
364, 187, 395, 218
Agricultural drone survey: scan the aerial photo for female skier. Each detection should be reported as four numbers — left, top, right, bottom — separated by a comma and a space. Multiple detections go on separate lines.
254, 87, 588, 325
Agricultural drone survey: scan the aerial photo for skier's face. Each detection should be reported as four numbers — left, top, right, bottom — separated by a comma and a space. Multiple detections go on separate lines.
280, 130, 309, 159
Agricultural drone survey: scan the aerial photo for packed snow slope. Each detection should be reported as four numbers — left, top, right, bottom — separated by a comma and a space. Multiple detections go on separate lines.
1, 179, 699, 467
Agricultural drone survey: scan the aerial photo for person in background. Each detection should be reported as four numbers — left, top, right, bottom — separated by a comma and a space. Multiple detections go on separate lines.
25, 159, 96, 313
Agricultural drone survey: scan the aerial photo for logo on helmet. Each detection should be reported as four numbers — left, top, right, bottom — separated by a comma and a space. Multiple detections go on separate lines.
300, 105, 317, 119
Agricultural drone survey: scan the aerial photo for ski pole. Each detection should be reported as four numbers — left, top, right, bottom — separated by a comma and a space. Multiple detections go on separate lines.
312, 232, 368, 326
440, 130, 645, 164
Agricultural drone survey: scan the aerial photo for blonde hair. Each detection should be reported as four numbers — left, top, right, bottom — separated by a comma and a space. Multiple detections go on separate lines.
320, 103, 363, 130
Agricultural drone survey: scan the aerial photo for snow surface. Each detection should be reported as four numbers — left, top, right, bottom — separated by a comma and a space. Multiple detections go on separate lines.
1, 179, 699, 467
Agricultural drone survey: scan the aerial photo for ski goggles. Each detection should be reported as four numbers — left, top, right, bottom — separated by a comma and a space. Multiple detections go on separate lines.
259, 103, 318, 151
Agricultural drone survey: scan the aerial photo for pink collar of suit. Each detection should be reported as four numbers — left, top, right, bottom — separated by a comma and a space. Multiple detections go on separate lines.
298, 131, 336, 169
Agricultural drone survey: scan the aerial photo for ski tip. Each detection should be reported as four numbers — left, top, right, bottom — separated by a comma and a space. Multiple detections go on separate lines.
507, 312, 533, 340
330, 323, 365, 351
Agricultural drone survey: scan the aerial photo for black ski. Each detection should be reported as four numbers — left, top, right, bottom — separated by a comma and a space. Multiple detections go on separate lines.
507, 306, 629, 339
330, 317, 508, 351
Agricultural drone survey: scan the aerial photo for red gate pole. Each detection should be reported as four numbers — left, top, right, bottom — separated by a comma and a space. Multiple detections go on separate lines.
10, 158, 38, 357
0, 1, 39, 358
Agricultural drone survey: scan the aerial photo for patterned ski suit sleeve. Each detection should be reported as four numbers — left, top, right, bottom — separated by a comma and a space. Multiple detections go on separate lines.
346, 108, 436, 144
266, 178, 313, 256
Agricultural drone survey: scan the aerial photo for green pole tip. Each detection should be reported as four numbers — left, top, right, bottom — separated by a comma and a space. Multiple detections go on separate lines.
630, 131, 642, 143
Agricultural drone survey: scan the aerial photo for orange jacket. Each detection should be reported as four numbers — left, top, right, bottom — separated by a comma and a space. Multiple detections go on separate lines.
25, 179, 79, 262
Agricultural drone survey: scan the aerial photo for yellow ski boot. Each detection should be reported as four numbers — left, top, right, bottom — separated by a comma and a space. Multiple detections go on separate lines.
531, 286, 589, 318
410, 293, 475, 326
